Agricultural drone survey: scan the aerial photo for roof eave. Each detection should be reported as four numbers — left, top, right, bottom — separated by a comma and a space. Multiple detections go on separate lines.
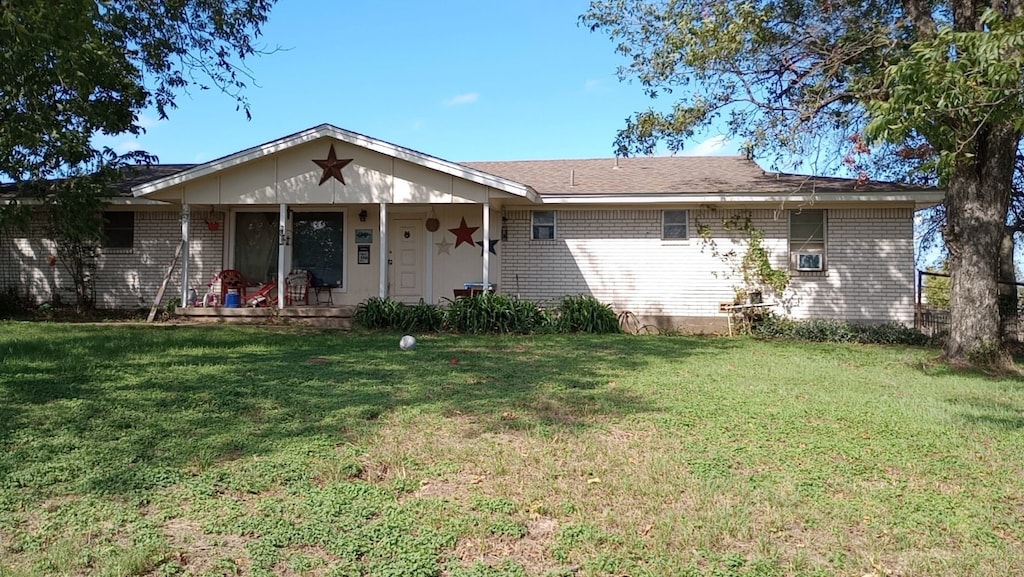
1, 196, 171, 206
537, 191, 945, 204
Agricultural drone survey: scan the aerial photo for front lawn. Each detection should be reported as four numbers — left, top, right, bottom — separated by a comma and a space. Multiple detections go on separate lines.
0, 323, 1021, 576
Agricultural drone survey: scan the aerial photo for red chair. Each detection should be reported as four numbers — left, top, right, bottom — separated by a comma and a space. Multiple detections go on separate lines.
246, 281, 278, 307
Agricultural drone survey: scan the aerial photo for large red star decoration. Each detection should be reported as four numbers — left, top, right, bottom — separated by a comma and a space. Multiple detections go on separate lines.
313, 144, 354, 185
448, 217, 479, 248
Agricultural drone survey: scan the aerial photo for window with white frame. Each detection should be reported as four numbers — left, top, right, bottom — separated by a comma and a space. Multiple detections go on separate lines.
789, 209, 826, 271
662, 210, 689, 239
532, 210, 556, 240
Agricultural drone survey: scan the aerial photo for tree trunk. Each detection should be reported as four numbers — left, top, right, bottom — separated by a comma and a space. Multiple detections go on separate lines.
943, 124, 1018, 367
999, 229, 1018, 343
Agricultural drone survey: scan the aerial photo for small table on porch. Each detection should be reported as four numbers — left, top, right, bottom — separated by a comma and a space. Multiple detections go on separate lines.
312, 285, 334, 305
464, 282, 497, 296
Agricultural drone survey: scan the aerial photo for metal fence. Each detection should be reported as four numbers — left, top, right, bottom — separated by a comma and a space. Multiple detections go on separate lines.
916, 270, 1024, 338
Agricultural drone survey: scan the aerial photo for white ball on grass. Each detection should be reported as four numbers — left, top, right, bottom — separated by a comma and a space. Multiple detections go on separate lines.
399, 335, 417, 351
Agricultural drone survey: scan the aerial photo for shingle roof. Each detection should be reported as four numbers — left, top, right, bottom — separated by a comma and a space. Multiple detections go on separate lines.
3, 156, 935, 202
1, 164, 196, 198
460, 156, 931, 196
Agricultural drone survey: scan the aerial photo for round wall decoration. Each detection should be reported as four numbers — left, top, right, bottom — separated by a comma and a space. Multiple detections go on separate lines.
425, 217, 440, 232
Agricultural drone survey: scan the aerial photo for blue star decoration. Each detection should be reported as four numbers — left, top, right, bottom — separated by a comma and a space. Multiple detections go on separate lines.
477, 238, 499, 255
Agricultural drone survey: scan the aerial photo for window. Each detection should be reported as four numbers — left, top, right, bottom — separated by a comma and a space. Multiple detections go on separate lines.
662, 210, 689, 239
292, 212, 344, 287
102, 211, 134, 249
532, 211, 555, 240
234, 212, 279, 283
789, 210, 826, 271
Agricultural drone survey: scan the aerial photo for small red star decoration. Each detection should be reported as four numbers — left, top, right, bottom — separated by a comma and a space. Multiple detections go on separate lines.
448, 217, 479, 248
313, 144, 354, 185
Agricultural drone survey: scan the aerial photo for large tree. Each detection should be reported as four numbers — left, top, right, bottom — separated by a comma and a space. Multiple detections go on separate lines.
1, 0, 275, 306
583, 0, 1024, 367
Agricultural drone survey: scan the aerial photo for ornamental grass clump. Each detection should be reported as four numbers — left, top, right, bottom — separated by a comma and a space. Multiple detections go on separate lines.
552, 294, 622, 334
445, 293, 549, 334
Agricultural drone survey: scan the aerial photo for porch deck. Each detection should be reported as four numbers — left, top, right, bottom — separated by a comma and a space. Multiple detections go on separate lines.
174, 305, 356, 328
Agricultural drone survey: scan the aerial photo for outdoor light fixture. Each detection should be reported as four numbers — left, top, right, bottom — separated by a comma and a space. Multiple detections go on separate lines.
358, 209, 368, 222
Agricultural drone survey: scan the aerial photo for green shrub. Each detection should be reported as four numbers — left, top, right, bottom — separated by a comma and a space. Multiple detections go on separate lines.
445, 293, 549, 334
402, 299, 446, 333
850, 322, 932, 345
792, 318, 857, 342
0, 288, 33, 319
751, 314, 928, 345
353, 297, 406, 330
354, 293, 622, 335
552, 294, 621, 334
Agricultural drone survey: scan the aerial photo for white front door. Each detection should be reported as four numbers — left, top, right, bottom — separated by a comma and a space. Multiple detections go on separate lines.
388, 218, 424, 302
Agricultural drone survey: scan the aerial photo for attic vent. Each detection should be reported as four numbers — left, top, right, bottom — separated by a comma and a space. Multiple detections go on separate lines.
570, 169, 575, 187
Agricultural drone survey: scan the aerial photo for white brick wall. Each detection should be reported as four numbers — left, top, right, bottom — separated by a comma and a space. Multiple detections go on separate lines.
0, 208, 225, 309
785, 208, 915, 324
1, 203, 915, 323
500, 207, 915, 325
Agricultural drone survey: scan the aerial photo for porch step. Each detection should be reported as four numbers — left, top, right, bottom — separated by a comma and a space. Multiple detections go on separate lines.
174, 305, 355, 329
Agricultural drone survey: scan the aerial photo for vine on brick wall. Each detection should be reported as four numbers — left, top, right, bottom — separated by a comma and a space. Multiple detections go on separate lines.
697, 214, 789, 302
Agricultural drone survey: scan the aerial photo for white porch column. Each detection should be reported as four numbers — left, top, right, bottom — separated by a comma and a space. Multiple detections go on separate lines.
180, 203, 190, 306
379, 202, 388, 298
482, 200, 490, 291
278, 203, 287, 308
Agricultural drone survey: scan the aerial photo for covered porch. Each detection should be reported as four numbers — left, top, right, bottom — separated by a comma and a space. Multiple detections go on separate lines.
130, 125, 539, 311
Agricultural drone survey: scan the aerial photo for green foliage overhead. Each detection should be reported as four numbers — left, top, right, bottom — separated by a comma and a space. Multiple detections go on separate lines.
0, 0, 275, 182
866, 10, 1024, 180
1, 0, 276, 310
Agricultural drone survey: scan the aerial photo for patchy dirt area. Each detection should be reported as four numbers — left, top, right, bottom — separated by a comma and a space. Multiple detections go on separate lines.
157, 517, 253, 576
445, 516, 567, 576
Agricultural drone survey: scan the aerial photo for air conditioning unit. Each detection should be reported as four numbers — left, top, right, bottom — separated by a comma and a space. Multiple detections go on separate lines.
796, 252, 823, 271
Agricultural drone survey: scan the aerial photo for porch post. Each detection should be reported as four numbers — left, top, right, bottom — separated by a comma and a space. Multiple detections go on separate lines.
278, 203, 287, 308
180, 203, 190, 306
482, 200, 490, 291
379, 202, 388, 298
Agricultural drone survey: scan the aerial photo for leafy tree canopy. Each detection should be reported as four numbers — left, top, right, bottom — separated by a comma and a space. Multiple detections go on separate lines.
583, 0, 1024, 367
0, 0, 275, 310
0, 0, 274, 182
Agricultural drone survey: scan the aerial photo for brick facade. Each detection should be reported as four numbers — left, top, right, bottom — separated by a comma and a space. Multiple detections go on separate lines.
500, 207, 915, 329
0, 208, 225, 309
2, 204, 915, 328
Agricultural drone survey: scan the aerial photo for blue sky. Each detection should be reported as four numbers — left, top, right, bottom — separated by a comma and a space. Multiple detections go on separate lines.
96, 0, 737, 165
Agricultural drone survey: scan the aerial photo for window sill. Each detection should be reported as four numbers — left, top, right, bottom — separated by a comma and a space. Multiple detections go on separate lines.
792, 270, 828, 278
100, 247, 134, 255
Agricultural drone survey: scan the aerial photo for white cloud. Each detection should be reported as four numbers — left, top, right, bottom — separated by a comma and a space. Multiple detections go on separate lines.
136, 112, 165, 130
444, 92, 479, 106
583, 79, 602, 91
681, 135, 731, 156
114, 139, 144, 154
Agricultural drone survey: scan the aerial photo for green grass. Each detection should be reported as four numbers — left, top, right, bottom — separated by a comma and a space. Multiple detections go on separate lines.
0, 322, 1021, 576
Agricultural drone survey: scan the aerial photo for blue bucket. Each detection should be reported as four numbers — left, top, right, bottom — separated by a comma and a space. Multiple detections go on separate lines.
224, 289, 241, 308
